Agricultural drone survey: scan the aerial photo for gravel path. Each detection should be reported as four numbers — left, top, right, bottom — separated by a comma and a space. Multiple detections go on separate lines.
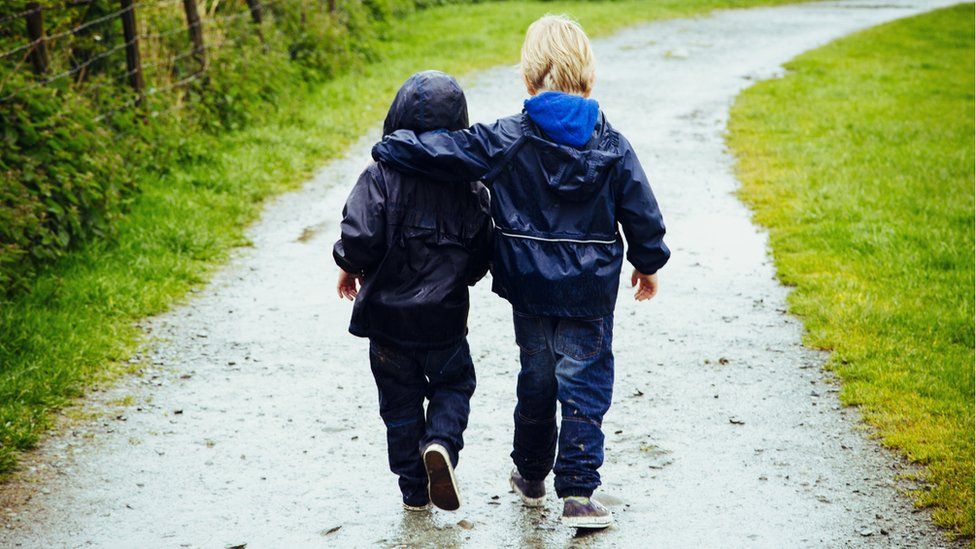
1, 1, 964, 547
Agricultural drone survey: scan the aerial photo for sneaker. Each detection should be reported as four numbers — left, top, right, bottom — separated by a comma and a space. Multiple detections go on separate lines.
509, 468, 546, 507
402, 501, 432, 512
422, 443, 461, 511
561, 496, 613, 529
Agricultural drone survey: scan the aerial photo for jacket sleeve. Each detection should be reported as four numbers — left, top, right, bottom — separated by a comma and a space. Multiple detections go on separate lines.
613, 135, 670, 275
371, 119, 520, 183
333, 165, 387, 274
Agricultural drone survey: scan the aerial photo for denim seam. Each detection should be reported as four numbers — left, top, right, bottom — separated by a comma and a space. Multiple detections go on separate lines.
516, 342, 547, 356
426, 343, 463, 375
517, 410, 557, 425
514, 314, 547, 355
555, 317, 604, 361
561, 415, 602, 427
384, 416, 421, 428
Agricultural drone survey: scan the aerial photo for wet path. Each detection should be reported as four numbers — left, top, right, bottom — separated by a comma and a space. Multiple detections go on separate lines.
1, 1, 963, 547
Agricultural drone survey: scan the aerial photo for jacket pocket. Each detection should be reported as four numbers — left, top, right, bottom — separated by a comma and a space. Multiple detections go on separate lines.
555, 317, 603, 361
512, 312, 547, 355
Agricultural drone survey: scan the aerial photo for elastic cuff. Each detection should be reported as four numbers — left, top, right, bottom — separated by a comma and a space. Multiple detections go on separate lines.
557, 487, 594, 498
517, 467, 548, 483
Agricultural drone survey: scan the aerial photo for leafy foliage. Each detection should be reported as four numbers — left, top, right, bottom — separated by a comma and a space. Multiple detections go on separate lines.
0, 0, 465, 297
0, 72, 127, 294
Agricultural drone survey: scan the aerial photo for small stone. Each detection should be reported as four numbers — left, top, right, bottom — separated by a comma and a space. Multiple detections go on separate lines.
457, 519, 474, 530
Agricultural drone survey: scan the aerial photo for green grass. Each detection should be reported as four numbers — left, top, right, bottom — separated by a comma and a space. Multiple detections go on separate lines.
0, 1, 808, 477
728, 4, 975, 537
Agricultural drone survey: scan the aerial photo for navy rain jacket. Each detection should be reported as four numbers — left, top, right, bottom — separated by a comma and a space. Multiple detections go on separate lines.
372, 91, 670, 318
333, 71, 492, 349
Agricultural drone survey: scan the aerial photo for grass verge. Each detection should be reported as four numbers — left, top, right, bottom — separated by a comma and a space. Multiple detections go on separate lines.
727, 3, 974, 537
0, 0, 808, 477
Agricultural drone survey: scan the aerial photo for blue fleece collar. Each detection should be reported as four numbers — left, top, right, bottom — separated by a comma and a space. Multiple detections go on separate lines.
524, 91, 599, 148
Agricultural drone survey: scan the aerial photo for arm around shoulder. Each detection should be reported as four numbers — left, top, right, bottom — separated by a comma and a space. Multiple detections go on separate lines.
371, 117, 522, 183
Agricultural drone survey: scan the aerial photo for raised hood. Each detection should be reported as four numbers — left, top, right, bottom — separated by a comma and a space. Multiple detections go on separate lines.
383, 70, 469, 137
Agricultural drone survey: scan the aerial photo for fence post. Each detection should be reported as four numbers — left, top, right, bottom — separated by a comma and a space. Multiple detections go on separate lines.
24, 3, 48, 79
243, 0, 266, 45
119, 0, 145, 102
182, 0, 206, 72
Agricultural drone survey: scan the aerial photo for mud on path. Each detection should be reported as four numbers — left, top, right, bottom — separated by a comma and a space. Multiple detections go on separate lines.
1, 1, 965, 547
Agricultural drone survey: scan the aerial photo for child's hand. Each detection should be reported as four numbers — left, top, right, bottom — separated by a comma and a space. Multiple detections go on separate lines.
630, 270, 659, 301
337, 269, 363, 301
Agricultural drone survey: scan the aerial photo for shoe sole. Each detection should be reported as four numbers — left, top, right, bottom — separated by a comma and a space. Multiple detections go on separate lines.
561, 514, 614, 529
508, 475, 546, 508
423, 445, 461, 511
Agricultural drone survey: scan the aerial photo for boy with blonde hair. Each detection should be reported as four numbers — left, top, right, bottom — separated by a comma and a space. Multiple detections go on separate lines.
372, 15, 669, 528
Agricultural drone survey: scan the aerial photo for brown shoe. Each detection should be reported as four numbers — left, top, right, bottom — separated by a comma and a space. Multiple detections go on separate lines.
509, 468, 546, 507
423, 443, 461, 511
561, 496, 613, 529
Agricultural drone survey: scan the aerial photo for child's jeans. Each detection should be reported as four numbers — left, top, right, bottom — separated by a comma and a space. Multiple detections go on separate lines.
510, 311, 614, 498
368, 338, 476, 506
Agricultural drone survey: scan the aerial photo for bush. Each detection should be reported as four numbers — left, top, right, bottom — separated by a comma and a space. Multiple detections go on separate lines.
0, 72, 128, 294
0, 0, 484, 297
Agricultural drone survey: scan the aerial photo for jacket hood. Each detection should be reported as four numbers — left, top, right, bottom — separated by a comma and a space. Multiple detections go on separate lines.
383, 71, 469, 137
523, 100, 622, 202
524, 91, 599, 148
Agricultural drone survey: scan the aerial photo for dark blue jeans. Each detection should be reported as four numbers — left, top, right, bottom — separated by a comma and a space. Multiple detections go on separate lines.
510, 312, 614, 498
368, 338, 476, 506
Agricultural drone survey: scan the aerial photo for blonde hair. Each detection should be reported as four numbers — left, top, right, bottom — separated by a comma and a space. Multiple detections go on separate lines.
520, 15, 595, 96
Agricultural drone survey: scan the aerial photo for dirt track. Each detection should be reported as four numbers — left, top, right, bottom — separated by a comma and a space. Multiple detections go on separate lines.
0, 1, 964, 546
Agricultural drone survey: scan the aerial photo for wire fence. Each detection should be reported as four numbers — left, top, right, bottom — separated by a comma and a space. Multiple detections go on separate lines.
0, 0, 302, 135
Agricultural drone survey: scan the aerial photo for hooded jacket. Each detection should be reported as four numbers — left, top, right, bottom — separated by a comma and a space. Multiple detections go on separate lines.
371, 91, 669, 318
333, 71, 492, 349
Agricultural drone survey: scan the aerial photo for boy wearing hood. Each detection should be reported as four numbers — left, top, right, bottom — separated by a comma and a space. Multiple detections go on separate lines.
371, 16, 670, 528
334, 71, 492, 512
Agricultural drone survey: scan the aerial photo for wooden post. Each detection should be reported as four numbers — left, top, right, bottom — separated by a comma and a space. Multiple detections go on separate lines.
327, 0, 335, 13
244, 0, 263, 24
243, 0, 265, 45
119, 0, 144, 101
24, 3, 48, 79
182, 0, 206, 71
